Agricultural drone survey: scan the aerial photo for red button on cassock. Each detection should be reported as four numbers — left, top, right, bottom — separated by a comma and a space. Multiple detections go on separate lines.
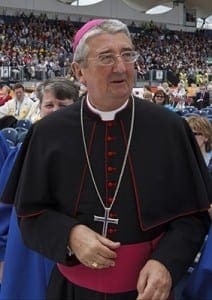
107, 166, 113, 172
109, 212, 118, 218
108, 228, 117, 234
107, 182, 114, 188
107, 151, 116, 157
107, 136, 116, 142
107, 122, 113, 127
107, 197, 113, 204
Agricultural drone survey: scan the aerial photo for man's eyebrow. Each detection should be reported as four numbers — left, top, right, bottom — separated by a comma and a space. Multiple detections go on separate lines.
97, 47, 133, 55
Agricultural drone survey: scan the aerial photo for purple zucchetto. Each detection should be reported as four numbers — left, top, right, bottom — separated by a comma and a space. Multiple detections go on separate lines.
73, 19, 105, 53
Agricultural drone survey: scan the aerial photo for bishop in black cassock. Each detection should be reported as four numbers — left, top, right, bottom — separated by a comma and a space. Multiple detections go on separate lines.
2, 95, 210, 299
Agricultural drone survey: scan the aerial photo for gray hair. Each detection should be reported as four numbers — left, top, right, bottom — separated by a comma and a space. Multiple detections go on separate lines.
40, 78, 79, 103
73, 19, 132, 66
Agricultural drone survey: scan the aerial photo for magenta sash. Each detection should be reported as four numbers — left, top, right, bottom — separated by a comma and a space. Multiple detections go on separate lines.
57, 234, 163, 293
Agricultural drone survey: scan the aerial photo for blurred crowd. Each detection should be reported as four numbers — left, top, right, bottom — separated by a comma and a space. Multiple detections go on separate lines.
0, 12, 211, 84
0, 12, 75, 81
0, 12, 212, 116
133, 24, 211, 85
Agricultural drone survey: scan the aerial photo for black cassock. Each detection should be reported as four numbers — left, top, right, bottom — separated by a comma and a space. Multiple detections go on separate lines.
4, 97, 211, 299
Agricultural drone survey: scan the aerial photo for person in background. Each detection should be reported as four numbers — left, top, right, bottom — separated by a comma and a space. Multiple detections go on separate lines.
186, 116, 212, 217
174, 115, 212, 300
0, 78, 79, 300
29, 82, 43, 102
186, 115, 212, 218
171, 82, 187, 109
27, 77, 79, 123
194, 84, 210, 110
0, 86, 12, 107
39, 78, 78, 118
180, 115, 212, 300
152, 89, 169, 105
186, 116, 212, 175
172, 82, 187, 99
142, 90, 153, 101
161, 82, 171, 99
26, 82, 44, 123
6, 19, 212, 300
207, 82, 212, 105
0, 83, 34, 120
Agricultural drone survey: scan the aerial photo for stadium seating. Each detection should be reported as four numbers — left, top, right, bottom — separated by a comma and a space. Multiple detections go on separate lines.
1, 128, 18, 148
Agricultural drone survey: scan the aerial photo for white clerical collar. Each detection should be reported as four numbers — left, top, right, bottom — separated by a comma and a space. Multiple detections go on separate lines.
86, 95, 129, 121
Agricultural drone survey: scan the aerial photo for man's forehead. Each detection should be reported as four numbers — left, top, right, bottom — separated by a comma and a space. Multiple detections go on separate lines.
87, 33, 132, 51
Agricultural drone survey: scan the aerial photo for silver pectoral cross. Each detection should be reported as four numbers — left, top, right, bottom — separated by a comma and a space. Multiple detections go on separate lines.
94, 207, 119, 237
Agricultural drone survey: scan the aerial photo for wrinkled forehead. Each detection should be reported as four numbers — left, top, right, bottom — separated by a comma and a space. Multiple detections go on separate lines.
86, 32, 133, 50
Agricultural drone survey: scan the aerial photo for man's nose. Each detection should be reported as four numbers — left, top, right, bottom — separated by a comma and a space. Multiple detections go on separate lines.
112, 56, 127, 72
52, 106, 59, 112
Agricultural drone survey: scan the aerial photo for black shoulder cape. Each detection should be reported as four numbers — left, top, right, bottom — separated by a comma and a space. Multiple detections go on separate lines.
2, 97, 211, 230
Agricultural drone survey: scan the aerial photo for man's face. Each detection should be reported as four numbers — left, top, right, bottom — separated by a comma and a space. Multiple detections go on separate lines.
73, 32, 135, 110
14, 87, 25, 101
40, 90, 73, 118
2, 86, 9, 96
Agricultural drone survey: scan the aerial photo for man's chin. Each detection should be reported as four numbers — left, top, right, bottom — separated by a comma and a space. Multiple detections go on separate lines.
111, 88, 131, 99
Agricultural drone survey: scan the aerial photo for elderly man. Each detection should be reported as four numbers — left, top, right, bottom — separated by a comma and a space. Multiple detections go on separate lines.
0, 83, 33, 120
13, 19, 211, 300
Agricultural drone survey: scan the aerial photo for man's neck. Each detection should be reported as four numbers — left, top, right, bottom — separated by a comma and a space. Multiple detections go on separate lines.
86, 96, 129, 121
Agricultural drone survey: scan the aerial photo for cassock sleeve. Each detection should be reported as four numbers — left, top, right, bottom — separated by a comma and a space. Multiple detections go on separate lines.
9, 123, 81, 265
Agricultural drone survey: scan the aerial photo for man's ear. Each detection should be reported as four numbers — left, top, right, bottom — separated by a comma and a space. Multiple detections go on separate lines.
71, 62, 86, 86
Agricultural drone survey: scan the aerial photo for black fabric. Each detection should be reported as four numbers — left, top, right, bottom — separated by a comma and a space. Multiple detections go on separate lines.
13, 98, 211, 224
2, 97, 211, 296
0, 115, 17, 130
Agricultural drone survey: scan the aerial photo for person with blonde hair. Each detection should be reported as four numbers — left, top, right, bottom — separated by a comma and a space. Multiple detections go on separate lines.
186, 116, 212, 174
181, 116, 212, 300
142, 90, 153, 101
